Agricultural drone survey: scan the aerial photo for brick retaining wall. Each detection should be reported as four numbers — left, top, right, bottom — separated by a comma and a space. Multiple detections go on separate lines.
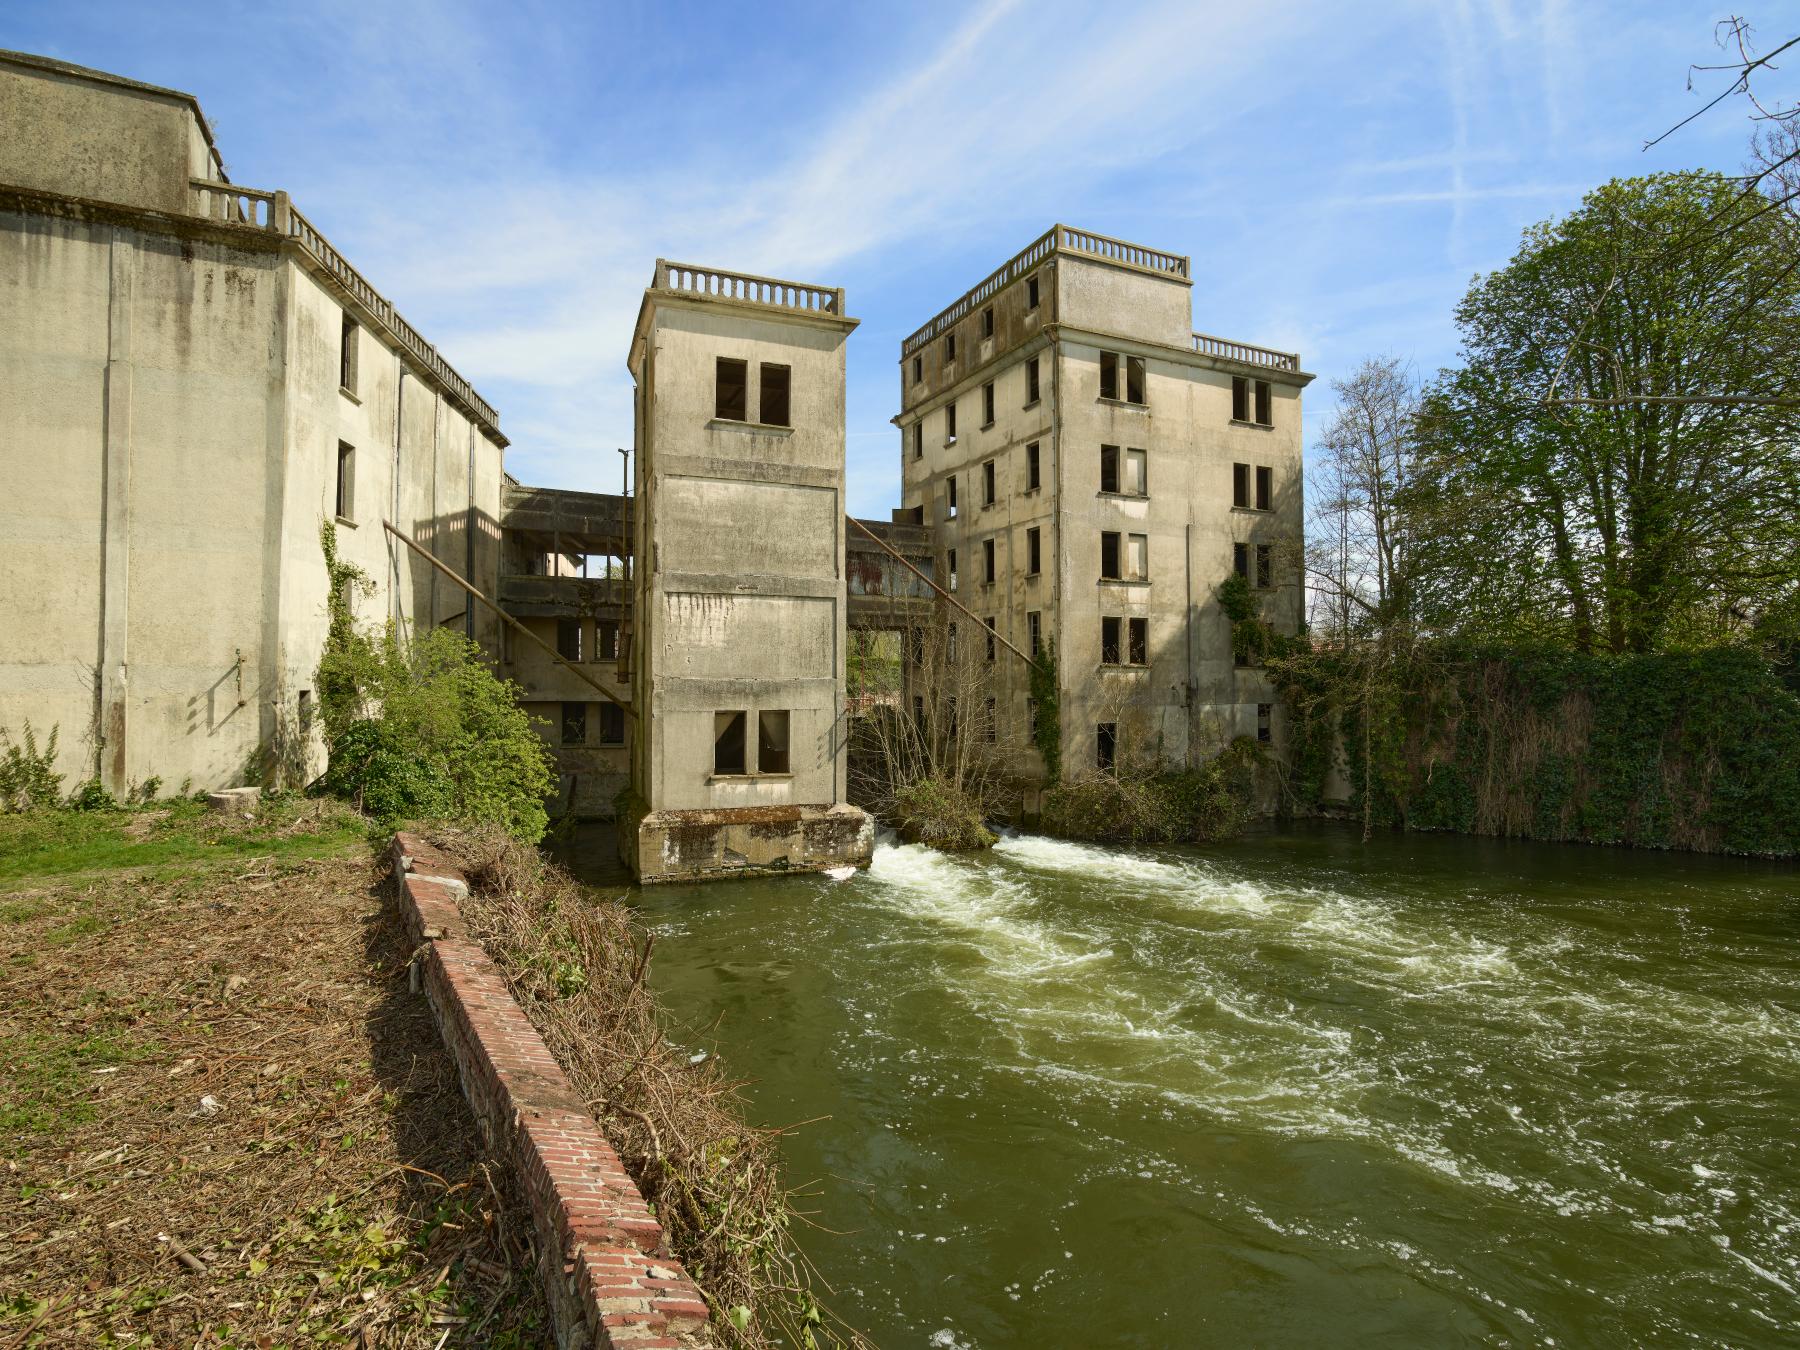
388, 831, 713, 1349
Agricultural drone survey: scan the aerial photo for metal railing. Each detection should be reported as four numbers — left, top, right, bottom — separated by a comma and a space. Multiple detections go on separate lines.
1191, 332, 1301, 372
188, 178, 501, 431
652, 259, 843, 315
900, 224, 1191, 357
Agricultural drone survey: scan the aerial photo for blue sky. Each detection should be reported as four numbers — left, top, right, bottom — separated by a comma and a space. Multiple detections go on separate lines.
7, 1, 1788, 513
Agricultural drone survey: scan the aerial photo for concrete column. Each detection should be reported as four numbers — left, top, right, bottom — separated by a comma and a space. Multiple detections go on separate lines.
97, 228, 135, 791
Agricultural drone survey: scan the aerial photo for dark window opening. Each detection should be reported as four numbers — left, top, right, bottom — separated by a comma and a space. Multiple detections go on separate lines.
1097, 723, 1117, 773
985, 617, 996, 662
982, 459, 996, 505
1026, 274, 1040, 309
339, 314, 358, 394
1233, 461, 1250, 509
713, 710, 747, 774
1027, 610, 1041, 656
1126, 355, 1146, 405
980, 306, 994, 339
1100, 351, 1119, 400
1234, 542, 1250, 578
947, 696, 958, 742
912, 694, 925, 734
946, 402, 957, 439
1101, 531, 1121, 580
598, 620, 619, 661
1256, 543, 1273, 589
1027, 526, 1041, 575
1026, 441, 1041, 490
912, 355, 923, 384
983, 537, 996, 584
1025, 357, 1040, 404
1256, 465, 1272, 511
599, 702, 625, 745
562, 701, 587, 746
556, 617, 582, 662
715, 357, 748, 421
947, 548, 958, 592
1258, 703, 1273, 744
1100, 444, 1120, 494
982, 381, 995, 426
945, 332, 957, 362
947, 474, 958, 519
1129, 617, 1148, 665
335, 442, 355, 521
758, 710, 790, 774
1255, 379, 1272, 426
1232, 375, 1250, 422
909, 627, 925, 667
948, 624, 958, 662
912, 422, 923, 459
760, 362, 791, 427
1102, 617, 1122, 665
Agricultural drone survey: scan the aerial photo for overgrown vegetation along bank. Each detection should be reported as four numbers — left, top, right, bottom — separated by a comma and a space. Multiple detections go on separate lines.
435, 828, 867, 1349
890, 777, 996, 850
0, 799, 546, 1344
1274, 644, 1800, 857
1041, 741, 1260, 846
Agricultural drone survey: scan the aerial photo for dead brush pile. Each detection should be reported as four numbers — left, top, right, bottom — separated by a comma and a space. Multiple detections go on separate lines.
435, 826, 865, 1349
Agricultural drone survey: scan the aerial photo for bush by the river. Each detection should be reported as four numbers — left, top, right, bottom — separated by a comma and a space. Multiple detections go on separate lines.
890, 776, 997, 851
1041, 741, 1259, 845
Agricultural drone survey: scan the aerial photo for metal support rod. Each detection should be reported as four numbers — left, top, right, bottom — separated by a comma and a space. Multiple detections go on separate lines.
383, 519, 636, 720
844, 514, 1037, 667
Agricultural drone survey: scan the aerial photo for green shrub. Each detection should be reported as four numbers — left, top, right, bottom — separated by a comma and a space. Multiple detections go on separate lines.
0, 722, 63, 813
1041, 742, 1258, 845
890, 777, 996, 851
67, 780, 117, 813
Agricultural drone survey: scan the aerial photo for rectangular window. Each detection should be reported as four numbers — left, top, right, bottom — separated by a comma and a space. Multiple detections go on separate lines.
556, 617, 582, 662
1234, 541, 1250, 578
983, 537, 996, 584
947, 548, 958, 592
945, 332, 957, 362
335, 442, 355, 521
981, 306, 994, 339
982, 381, 995, 426
1258, 703, 1273, 744
948, 624, 958, 663
947, 474, 958, 519
715, 357, 747, 421
599, 702, 625, 745
339, 314, 358, 394
912, 422, 923, 459
1124, 448, 1147, 497
1127, 533, 1148, 581
985, 696, 997, 742
1026, 525, 1041, 575
1126, 355, 1146, 405
1099, 351, 1119, 400
760, 363, 791, 427
912, 694, 925, 733
1026, 441, 1041, 490
1129, 617, 1148, 665
946, 402, 957, 440
1232, 375, 1250, 422
1101, 531, 1121, 580
912, 355, 923, 384
1256, 543, 1273, 589
1233, 462, 1250, 509
1102, 616, 1122, 665
1097, 723, 1117, 773
1100, 444, 1120, 494
758, 710, 790, 774
1028, 610, 1041, 656
1025, 357, 1040, 404
1255, 379, 1272, 427
982, 459, 996, 506
985, 616, 996, 662
1256, 465, 1272, 511
598, 619, 619, 661
562, 701, 587, 746
713, 710, 747, 774
298, 689, 313, 735
1026, 274, 1040, 309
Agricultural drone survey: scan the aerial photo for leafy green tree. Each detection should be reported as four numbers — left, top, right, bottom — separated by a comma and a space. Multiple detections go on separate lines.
1411, 172, 1800, 655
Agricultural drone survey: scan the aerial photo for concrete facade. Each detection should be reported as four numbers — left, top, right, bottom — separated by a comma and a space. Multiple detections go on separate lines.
620, 264, 874, 881
895, 226, 1313, 787
0, 51, 505, 796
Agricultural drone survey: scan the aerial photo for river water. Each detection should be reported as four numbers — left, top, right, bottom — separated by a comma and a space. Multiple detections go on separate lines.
613, 825, 1799, 1347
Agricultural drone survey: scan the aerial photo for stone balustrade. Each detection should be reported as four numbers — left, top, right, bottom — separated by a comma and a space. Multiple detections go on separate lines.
1191, 331, 1301, 372
651, 259, 843, 315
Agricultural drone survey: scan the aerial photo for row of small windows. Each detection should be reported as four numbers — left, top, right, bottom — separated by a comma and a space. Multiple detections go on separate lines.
937, 448, 1273, 515
912, 274, 1043, 383
555, 617, 622, 664
946, 527, 1278, 591
714, 358, 792, 427
712, 709, 790, 776
913, 359, 1043, 455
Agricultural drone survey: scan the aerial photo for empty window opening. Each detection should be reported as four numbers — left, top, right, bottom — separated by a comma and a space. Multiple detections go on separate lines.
758, 710, 790, 774
715, 357, 748, 421
1256, 465, 1272, 511
556, 617, 582, 662
982, 459, 996, 505
1097, 723, 1117, 773
945, 332, 957, 362
599, 702, 626, 745
1126, 355, 1146, 405
339, 314, 358, 394
1102, 616, 1122, 665
1256, 543, 1273, 589
598, 619, 619, 661
562, 701, 587, 746
1026, 441, 1041, 490
945, 401, 957, 440
1100, 444, 1120, 494
760, 362, 791, 427
948, 624, 958, 662
1129, 616, 1148, 666
335, 442, 355, 522
1127, 533, 1148, 581
983, 537, 996, 584
985, 617, 996, 662
947, 548, 958, 592
984, 696, 997, 742
912, 422, 923, 459
909, 628, 925, 667
947, 696, 958, 742
1025, 357, 1041, 404
946, 474, 958, 519
1124, 448, 1147, 497
912, 355, 923, 384
1027, 525, 1041, 575
1233, 541, 1250, 578
1026, 274, 1041, 309
1028, 610, 1042, 656
1232, 375, 1250, 422
1255, 379, 1273, 426
982, 381, 995, 426
980, 306, 994, 339
1101, 531, 1121, 580
713, 710, 747, 774
1233, 461, 1251, 509
1258, 703, 1273, 744
1100, 351, 1119, 400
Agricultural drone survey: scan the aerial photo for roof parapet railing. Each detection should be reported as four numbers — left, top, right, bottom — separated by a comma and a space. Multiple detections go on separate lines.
899, 224, 1191, 358
187, 177, 502, 432
652, 259, 844, 316
1191, 332, 1300, 373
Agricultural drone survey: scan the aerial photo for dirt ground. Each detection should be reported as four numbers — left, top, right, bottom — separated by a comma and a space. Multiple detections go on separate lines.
0, 803, 549, 1347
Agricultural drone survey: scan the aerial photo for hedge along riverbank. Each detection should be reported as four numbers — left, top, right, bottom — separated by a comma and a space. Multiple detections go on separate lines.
1275, 644, 1800, 857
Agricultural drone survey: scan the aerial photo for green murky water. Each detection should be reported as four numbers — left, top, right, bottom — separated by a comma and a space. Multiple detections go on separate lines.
608, 825, 1799, 1347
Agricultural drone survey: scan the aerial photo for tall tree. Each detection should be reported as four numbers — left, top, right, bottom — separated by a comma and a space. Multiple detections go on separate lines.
1411, 173, 1800, 655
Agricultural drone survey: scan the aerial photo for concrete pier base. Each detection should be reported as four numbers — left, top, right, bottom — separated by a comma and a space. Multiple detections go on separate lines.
622, 802, 874, 885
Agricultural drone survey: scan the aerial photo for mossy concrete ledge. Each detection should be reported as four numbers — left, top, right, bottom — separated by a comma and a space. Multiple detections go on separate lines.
388, 831, 714, 1348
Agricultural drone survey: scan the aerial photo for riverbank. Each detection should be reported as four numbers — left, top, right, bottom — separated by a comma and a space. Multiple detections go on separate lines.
0, 800, 546, 1344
